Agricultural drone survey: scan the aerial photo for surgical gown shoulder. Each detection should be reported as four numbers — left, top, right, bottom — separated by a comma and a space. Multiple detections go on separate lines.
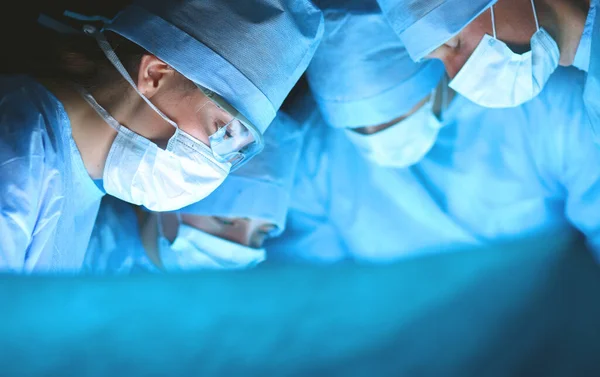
0, 75, 68, 270
519, 66, 590, 160
0, 75, 65, 163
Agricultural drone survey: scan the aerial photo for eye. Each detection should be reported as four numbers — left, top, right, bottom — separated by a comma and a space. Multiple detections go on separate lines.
213, 216, 235, 226
197, 100, 234, 136
445, 35, 460, 49
212, 118, 228, 134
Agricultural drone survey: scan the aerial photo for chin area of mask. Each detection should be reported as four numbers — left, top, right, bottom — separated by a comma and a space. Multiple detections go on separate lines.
344, 88, 444, 169
154, 213, 269, 271
448, 1, 560, 108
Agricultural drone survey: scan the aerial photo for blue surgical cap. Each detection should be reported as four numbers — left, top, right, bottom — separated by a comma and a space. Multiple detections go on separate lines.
306, 2, 444, 129
177, 111, 305, 236
377, 0, 497, 61
105, 0, 324, 134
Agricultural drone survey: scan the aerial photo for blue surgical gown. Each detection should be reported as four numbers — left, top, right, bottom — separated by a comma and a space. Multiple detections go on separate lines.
83, 196, 156, 275
268, 67, 600, 263
0, 76, 105, 273
582, 0, 600, 139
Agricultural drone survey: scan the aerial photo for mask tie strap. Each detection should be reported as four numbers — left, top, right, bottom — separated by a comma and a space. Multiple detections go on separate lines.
73, 85, 121, 132
175, 212, 183, 228
63, 10, 111, 24
439, 75, 449, 119
157, 213, 167, 240
530, 0, 540, 31
490, 6, 497, 39
429, 86, 438, 108
80, 25, 179, 132
37, 13, 81, 34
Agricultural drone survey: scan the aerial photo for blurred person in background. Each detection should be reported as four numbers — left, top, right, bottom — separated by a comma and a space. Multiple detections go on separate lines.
267, 0, 600, 264
377, 0, 600, 140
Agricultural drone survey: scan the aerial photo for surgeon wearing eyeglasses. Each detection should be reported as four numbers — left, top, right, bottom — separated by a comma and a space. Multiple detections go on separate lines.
0, 0, 324, 273
84, 111, 305, 273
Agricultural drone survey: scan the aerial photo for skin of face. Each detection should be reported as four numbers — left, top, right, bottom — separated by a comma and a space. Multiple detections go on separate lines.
131, 55, 231, 147
181, 214, 275, 249
351, 94, 431, 135
55, 54, 234, 179
141, 212, 275, 269
426, 0, 538, 78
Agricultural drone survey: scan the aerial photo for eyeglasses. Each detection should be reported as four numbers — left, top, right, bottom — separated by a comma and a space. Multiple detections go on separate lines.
196, 85, 264, 170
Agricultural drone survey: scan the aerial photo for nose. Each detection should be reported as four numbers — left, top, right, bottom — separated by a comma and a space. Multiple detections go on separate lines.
432, 49, 472, 80
222, 223, 253, 247
428, 48, 458, 79
428, 34, 474, 80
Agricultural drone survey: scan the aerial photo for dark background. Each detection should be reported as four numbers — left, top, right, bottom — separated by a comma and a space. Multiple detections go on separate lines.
0, 0, 131, 74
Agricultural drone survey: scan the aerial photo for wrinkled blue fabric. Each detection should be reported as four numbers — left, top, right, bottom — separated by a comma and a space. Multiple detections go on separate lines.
583, 0, 600, 141
306, 1, 444, 128
268, 67, 600, 263
179, 110, 307, 236
0, 76, 105, 273
82, 196, 156, 275
376, 0, 497, 61
573, 0, 597, 73
106, 0, 324, 134
2, 239, 600, 376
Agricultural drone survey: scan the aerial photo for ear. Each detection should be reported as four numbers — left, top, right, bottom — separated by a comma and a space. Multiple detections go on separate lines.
136, 55, 175, 98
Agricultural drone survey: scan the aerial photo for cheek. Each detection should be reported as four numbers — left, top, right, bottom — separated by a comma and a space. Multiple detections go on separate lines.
443, 49, 474, 79
446, 33, 489, 78
168, 95, 212, 145
131, 106, 178, 146
178, 117, 212, 145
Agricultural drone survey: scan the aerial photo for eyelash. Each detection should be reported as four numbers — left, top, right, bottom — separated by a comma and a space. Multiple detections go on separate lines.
215, 217, 235, 226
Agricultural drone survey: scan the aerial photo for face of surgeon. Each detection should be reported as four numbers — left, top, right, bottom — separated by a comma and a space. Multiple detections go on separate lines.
426, 0, 538, 78
123, 54, 232, 148
181, 215, 275, 248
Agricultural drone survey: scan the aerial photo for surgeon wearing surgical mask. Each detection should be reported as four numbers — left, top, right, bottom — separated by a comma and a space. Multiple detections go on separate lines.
271, 0, 600, 265
304, 1, 445, 169
343, 88, 446, 168
377, 0, 600, 135
84, 111, 306, 273
268, 3, 463, 263
0, 0, 324, 273
146, 214, 271, 271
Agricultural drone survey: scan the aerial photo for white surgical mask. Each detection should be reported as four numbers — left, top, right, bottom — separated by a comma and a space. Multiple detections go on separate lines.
78, 27, 231, 211
344, 94, 443, 168
449, 0, 560, 108
158, 217, 266, 271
